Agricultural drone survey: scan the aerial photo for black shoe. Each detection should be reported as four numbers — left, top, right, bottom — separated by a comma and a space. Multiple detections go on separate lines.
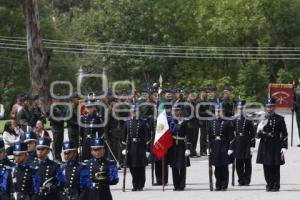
137, 188, 144, 191
271, 188, 279, 192
238, 181, 244, 186
132, 188, 137, 191
297, 144, 300, 147
215, 187, 221, 191
221, 186, 227, 191
266, 187, 271, 192
177, 187, 184, 191
173, 188, 178, 191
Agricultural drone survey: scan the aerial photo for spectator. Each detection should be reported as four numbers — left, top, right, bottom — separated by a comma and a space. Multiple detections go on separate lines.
2, 121, 19, 150
34, 120, 50, 138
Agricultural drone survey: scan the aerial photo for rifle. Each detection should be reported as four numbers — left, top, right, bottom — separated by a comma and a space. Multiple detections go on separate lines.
206, 120, 213, 191
122, 130, 129, 192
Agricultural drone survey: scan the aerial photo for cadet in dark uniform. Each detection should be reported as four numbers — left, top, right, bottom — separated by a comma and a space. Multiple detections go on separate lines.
167, 104, 191, 191
208, 104, 234, 191
67, 93, 80, 147
0, 139, 15, 200
31, 137, 65, 199
294, 78, 300, 147
230, 100, 255, 186
256, 97, 288, 192
220, 87, 236, 118
80, 99, 103, 161
48, 97, 65, 162
183, 90, 199, 157
11, 142, 39, 200
122, 104, 150, 191
197, 87, 210, 156
207, 85, 219, 114
23, 131, 38, 164
85, 137, 119, 200
61, 141, 90, 200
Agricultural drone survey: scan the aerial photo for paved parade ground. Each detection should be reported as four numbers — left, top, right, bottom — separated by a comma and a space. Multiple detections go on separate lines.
109, 111, 300, 200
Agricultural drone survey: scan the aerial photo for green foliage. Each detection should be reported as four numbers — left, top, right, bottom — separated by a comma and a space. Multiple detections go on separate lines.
0, 0, 300, 116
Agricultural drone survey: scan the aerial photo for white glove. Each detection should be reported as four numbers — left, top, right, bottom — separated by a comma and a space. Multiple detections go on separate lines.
257, 119, 268, 134
185, 149, 191, 157
281, 148, 287, 155
206, 148, 210, 155
122, 149, 127, 155
250, 147, 255, 154
146, 152, 150, 158
227, 150, 234, 156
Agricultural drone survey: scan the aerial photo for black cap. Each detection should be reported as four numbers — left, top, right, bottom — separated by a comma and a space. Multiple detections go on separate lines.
209, 85, 217, 92
23, 131, 37, 143
36, 137, 52, 149
90, 138, 105, 149
63, 141, 77, 152
199, 87, 206, 92
13, 142, 28, 155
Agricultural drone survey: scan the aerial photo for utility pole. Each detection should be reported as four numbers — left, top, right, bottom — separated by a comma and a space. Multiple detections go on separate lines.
21, 0, 51, 113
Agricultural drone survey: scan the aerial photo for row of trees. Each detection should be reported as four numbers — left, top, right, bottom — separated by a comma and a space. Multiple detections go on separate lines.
0, 0, 300, 116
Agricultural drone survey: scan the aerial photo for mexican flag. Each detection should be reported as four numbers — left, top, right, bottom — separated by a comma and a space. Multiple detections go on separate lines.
151, 88, 174, 160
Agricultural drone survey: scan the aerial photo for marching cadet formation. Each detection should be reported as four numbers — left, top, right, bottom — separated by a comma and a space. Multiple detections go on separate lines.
0, 83, 294, 199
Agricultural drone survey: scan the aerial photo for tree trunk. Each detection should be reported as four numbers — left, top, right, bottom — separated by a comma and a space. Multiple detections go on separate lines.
21, 0, 51, 113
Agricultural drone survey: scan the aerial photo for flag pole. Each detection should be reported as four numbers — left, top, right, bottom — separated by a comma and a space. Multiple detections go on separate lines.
159, 75, 165, 192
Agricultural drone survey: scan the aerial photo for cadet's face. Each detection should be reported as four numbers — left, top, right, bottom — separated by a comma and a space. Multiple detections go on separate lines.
266, 106, 275, 113
14, 153, 28, 164
36, 147, 50, 159
27, 141, 36, 152
0, 150, 6, 160
63, 150, 77, 161
86, 106, 94, 115
91, 148, 105, 159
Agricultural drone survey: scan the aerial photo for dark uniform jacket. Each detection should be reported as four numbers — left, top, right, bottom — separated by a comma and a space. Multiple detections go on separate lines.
0, 158, 15, 200
230, 115, 255, 159
85, 158, 119, 200
11, 163, 39, 200
122, 118, 150, 168
256, 113, 288, 165
167, 118, 190, 169
208, 118, 234, 166
31, 158, 65, 199
61, 160, 90, 200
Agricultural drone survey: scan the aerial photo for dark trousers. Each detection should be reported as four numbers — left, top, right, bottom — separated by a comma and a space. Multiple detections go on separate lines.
236, 158, 252, 184
263, 165, 280, 190
52, 126, 64, 161
172, 167, 186, 189
199, 122, 208, 154
187, 128, 199, 156
214, 165, 229, 189
130, 167, 146, 189
68, 126, 79, 147
155, 160, 168, 184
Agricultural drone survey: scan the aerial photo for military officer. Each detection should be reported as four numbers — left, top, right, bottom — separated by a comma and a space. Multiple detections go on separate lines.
167, 104, 191, 191
80, 98, 104, 162
11, 142, 39, 200
220, 87, 236, 118
61, 141, 90, 200
229, 100, 256, 186
293, 78, 300, 147
23, 131, 38, 164
0, 139, 15, 199
48, 97, 65, 162
197, 87, 210, 156
208, 104, 234, 191
31, 137, 65, 199
85, 137, 119, 200
256, 97, 288, 192
66, 93, 80, 147
122, 104, 151, 191
183, 90, 199, 157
